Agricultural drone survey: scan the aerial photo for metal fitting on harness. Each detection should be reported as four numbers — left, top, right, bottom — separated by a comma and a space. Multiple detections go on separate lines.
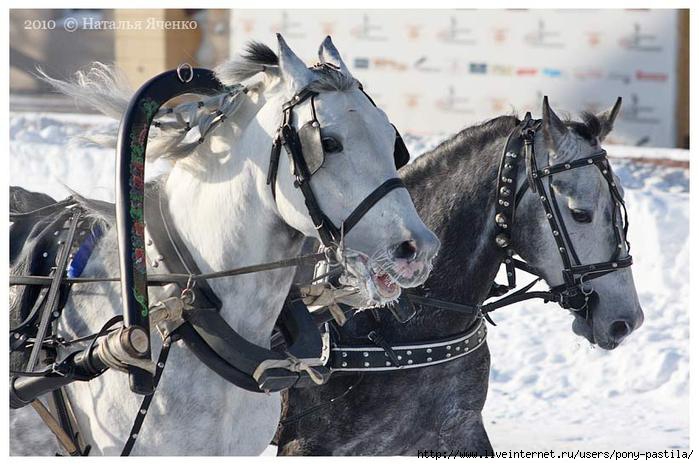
94, 327, 156, 375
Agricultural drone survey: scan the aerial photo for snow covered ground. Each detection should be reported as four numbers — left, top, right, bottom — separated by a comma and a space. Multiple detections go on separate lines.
9, 113, 689, 454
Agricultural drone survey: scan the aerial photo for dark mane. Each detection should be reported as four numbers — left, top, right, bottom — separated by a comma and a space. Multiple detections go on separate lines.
566, 112, 602, 141
405, 110, 602, 175
430, 115, 520, 156
402, 115, 520, 179
216, 41, 356, 91
239, 41, 279, 67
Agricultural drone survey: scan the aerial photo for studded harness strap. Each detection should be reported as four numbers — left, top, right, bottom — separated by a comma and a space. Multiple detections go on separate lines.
328, 318, 487, 371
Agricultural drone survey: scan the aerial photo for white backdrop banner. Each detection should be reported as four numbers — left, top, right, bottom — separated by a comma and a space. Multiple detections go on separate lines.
230, 9, 679, 147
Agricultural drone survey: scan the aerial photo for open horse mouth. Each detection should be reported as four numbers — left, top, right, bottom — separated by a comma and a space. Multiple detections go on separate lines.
370, 269, 401, 300
335, 250, 429, 308
339, 259, 402, 308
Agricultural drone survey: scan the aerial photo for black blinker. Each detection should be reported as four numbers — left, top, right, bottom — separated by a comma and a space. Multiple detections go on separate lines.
393, 125, 410, 169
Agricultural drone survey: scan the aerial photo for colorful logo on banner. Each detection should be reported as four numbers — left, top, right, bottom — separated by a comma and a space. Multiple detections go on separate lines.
231, 9, 678, 147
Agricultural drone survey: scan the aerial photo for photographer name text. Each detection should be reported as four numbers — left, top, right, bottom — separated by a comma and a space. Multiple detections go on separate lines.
24, 17, 198, 32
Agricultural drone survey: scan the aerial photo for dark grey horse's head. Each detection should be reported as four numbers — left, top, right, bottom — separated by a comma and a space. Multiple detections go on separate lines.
512, 97, 643, 349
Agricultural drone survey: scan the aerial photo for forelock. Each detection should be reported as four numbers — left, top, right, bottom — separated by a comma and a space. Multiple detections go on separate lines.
566, 112, 602, 142
216, 42, 357, 92
306, 65, 357, 92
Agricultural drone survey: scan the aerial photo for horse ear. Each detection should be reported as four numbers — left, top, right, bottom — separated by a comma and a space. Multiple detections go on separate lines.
318, 36, 354, 79
276, 34, 313, 95
596, 97, 622, 142
542, 96, 567, 149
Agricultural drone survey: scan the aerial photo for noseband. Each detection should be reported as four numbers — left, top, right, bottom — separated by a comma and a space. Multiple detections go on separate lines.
267, 72, 407, 248
493, 113, 633, 314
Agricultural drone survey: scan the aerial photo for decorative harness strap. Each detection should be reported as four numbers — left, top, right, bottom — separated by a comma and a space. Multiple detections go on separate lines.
327, 317, 487, 372
510, 114, 632, 312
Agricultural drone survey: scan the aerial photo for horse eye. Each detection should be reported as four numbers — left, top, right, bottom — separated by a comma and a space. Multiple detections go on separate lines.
570, 209, 592, 223
322, 137, 343, 154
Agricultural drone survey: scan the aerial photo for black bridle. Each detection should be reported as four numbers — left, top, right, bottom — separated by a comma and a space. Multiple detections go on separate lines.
493, 112, 633, 315
267, 73, 408, 248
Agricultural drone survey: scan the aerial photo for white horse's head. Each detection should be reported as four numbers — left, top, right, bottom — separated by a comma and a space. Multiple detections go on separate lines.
513, 97, 643, 349
219, 36, 440, 307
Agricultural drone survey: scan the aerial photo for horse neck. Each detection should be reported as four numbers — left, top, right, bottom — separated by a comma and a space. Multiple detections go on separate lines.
163, 96, 303, 346
390, 121, 517, 338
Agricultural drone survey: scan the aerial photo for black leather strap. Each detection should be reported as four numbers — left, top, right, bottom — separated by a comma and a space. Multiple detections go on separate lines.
271, 81, 410, 248
144, 182, 221, 311
491, 117, 633, 315
267, 138, 282, 199
281, 120, 341, 246
342, 178, 406, 234
535, 151, 607, 178
330, 317, 487, 372
121, 336, 173, 456
178, 295, 329, 393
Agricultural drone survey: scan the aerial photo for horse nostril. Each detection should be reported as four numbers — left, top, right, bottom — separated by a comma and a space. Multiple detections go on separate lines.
393, 240, 418, 260
609, 320, 632, 341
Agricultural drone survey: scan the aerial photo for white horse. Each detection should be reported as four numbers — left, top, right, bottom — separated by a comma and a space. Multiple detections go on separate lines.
14, 35, 439, 455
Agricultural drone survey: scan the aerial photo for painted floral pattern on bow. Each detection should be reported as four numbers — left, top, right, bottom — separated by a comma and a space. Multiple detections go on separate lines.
127, 97, 159, 317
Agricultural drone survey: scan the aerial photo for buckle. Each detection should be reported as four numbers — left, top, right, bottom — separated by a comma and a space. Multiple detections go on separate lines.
387, 298, 417, 323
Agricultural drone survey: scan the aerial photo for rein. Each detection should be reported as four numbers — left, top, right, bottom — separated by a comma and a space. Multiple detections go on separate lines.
10, 251, 326, 287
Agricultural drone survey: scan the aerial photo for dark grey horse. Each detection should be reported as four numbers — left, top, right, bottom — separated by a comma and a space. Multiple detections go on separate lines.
277, 97, 644, 455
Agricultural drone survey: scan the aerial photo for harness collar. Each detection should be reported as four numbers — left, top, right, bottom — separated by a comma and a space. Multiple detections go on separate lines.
144, 180, 332, 393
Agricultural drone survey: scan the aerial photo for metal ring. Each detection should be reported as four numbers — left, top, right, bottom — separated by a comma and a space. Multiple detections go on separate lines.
580, 281, 595, 296
577, 273, 596, 296
180, 288, 196, 305
176, 63, 194, 83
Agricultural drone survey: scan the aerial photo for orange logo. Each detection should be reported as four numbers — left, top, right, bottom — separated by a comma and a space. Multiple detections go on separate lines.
493, 28, 507, 44
241, 19, 254, 34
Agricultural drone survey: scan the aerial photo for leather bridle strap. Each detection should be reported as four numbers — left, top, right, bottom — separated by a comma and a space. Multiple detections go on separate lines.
527, 148, 633, 288
284, 126, 342, 246
341, 178, 405, 233
487, 113, 635, 316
